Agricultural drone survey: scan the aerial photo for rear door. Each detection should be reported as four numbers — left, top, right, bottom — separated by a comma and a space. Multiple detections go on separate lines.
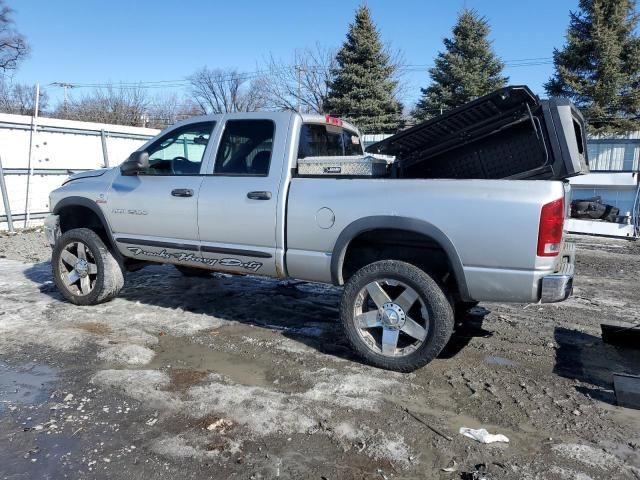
107, 121, 216, 266
197, 115, 290, 277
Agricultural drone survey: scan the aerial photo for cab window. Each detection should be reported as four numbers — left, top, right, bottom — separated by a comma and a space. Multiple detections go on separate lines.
214, 120, 275, 176
143, 122, 215, 175
298, 123, 363, 158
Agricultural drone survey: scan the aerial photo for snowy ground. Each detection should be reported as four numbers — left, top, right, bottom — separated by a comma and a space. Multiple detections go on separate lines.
0, 231, 639, 479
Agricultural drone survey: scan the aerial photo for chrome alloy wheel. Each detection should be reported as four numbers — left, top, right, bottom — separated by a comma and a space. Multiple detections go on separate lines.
57, 241, 98, 296
353, 279, 429, 357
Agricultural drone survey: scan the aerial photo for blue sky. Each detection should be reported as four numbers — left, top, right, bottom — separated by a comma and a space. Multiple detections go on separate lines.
8, 0, 580, 108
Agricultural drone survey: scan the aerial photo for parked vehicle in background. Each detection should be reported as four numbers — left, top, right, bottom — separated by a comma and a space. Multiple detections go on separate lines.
45, 87, 582, 372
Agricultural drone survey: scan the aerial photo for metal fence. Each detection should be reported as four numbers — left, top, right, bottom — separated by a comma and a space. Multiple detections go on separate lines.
0, 112, 158, 231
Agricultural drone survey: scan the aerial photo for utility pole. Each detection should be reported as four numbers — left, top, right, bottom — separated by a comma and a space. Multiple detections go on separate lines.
24, 83, 40, 228
51, 82, 74, 112
0, 154, 14, 233
295, 65, 302, 113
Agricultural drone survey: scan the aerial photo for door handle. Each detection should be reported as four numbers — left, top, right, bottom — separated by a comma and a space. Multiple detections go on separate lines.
171, 188, 194, 197
247, 191, 272, 200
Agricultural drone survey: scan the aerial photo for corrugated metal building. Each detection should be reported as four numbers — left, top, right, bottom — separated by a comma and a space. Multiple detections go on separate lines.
567, 134, 639, 238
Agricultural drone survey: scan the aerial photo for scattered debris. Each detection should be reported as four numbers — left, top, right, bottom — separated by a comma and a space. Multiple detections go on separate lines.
613, 373, 640, 410
459, 427, 509, 444
206, 418, 233, 433
601, 321, 640, 348
376, 468, 388, 479
441, 459, 458, 472
461, 463, 490, 480
403, 407, 453, 441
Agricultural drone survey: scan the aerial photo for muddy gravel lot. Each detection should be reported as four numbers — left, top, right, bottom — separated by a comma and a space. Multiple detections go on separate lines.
0, 229, 639, 479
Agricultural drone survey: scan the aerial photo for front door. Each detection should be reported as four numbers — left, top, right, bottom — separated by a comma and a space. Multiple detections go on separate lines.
197, 118, 287, 277
107, 121, 216, 267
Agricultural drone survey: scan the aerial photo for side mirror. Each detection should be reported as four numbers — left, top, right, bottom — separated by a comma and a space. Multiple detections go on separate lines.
120, 151, 149, 175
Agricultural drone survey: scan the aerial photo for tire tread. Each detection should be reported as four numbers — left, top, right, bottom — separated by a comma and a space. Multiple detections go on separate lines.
340, 260, 454, 372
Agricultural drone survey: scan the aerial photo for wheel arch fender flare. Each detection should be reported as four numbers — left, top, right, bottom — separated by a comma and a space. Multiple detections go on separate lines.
330, 215, 470, 300
53, 196, 117, 249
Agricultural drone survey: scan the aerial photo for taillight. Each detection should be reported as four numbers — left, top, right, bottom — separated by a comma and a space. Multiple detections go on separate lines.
537, 198, 564, 257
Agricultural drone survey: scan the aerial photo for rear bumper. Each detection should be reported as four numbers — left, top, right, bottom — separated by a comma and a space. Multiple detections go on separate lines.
540, 242, 575, 303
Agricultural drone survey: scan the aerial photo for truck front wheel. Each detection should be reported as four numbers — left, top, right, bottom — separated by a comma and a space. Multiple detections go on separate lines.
340, 260, 454, 372
52, 228, 125, 305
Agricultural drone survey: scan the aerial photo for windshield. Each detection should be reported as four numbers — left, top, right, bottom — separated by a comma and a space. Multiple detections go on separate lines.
298, 123, 363, 158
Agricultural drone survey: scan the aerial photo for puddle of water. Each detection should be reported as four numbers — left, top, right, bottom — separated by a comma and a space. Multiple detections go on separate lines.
0, 428, 79, 479
0, 362, 58, 414
144, 335, 271, 388
485, 355, 515, 366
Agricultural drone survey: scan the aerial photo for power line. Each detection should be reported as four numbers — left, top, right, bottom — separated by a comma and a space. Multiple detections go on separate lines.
50, 56, 556, 91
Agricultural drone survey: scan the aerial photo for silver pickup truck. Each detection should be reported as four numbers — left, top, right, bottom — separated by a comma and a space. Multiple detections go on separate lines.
45, 88, 580, 371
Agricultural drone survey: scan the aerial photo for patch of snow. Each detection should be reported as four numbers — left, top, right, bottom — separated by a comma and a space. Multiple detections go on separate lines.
333, 422, 360, 441
0, 259, 232, 363
547, 466, 594, 480
552, 443, 622, 471
151, 435, 219, 461
90, 370, 176, 410
366, 432, 412, 467
97, 344, 156, 365
301, 368, 403, 410
91, 365, 413, 465
188, 376, 320, 435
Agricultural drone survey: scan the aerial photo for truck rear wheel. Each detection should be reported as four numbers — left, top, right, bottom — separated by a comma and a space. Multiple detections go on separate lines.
52, 228, 125, 305
340, 260, 454, 372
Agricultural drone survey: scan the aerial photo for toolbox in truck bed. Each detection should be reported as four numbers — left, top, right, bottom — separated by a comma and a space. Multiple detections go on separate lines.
297, 155, 388, 177
366, 86, 589, 180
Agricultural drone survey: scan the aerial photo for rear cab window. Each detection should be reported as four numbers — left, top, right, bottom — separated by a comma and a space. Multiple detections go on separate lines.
298, 122, 363, 159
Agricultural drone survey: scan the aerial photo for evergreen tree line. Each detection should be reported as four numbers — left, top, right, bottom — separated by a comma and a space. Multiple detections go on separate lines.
326, 1, 640, 135
1, 1, 639, 134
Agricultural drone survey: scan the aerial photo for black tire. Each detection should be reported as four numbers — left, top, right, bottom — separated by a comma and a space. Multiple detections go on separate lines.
174, 265, 212, 277
52, 228, 125, 306
340, 260, 454, 372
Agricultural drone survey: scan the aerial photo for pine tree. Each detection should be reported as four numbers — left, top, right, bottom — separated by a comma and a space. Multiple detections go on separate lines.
414, 9, 508, 121
324, 5, 402, 134
545, 0, 640, 135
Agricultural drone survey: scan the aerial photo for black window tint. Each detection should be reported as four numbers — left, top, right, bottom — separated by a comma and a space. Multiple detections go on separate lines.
298, 124, 363, 158
144, 122, 214, 175
214, 120, 275, 175
298, 124, 342, 158
343, 130, 363, 156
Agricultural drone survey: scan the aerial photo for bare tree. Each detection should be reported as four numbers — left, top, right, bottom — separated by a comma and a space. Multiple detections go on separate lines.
262, 44, 337, 113
189, 67, 266, 114
146, 94, 202, 129
0, 1, 29, 73
57, 85, 150, 126
0, 80, 48, 115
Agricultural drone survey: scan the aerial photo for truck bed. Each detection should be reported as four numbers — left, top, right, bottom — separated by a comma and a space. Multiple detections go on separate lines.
286, 176, 567, 303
